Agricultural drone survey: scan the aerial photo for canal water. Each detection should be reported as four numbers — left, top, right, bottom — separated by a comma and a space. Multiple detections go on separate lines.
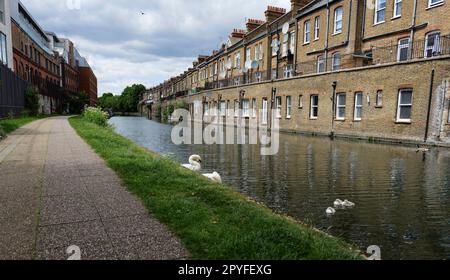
109, 116, 450, 260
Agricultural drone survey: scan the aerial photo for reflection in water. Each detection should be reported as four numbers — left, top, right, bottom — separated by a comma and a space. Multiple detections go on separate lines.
110, 117, 450, 260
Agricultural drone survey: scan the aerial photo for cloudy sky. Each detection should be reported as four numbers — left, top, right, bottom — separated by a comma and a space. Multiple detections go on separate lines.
21, 0, 291, 96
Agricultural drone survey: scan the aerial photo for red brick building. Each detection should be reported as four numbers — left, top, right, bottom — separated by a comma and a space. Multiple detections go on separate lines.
79, 64, 98, 106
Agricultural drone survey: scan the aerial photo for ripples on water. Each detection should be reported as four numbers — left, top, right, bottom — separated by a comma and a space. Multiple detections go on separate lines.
109, 117, 450, 260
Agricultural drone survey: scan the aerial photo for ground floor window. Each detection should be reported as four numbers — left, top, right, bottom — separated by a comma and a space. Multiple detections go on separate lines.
376, 90, 383, 107
251, 98, 257, 118
234, 100, 240, 117
397, 89, 413, 123
310, 95, 318, 119
242, 99, 250, 117
286, 96, 292, 118
262, 98, 268, 124
299, 95, 303, 109
275, 96, 282, 118
219, 101, 226, 116
204, 102, 209, 116
336, 93, 346, 120
354, 92, 363, 121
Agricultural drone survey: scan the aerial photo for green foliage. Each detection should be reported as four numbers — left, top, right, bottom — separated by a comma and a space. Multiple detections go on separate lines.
82, 107, 109, 127
155, 104, 162, 121
68, 91, 90, 114
25, 87, 40, 116
0, 115, 46, 135
70, 116, 363, 260
0, 126, 5, 139
175, 100, 189, 110
98, 84, 146, 113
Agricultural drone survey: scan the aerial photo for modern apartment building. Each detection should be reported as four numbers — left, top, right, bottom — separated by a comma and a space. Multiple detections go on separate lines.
141, 0, 450, 146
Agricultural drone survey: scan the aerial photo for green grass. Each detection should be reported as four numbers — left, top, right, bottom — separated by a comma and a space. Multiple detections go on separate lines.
69, 116, 363, 260
0, 115, 46, 134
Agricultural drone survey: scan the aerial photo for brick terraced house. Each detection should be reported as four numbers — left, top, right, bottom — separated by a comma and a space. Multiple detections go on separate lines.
140, 0, 450, 146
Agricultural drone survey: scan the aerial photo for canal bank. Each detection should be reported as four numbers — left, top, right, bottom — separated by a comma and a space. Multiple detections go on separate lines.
108, 116, 450, 260
69, 116, 363, 260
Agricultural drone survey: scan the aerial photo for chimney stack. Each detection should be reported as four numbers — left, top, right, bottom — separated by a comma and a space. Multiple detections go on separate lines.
198, 55, 209, 63
265, 6, 286, 23
291, 0, 310, 14
231, 29, 246, 39
246, 19, 266, 33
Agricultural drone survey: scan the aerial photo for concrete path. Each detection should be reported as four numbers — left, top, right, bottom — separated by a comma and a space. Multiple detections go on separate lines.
0, 117, 187, 260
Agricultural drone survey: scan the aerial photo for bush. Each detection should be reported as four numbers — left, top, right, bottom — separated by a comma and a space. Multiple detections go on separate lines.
0, 126, 5, 140
25, 87, 40, 116
82, 107, 109, 127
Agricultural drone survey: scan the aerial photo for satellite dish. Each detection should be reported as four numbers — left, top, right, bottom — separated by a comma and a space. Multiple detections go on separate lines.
282, 23, 289, 34
251, 60, 259, 69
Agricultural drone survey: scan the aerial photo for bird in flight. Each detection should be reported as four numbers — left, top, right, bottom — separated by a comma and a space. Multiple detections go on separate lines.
140, 11, 145, 15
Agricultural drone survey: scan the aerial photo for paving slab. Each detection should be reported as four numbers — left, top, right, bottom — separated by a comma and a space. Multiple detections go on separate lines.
0, 116, 188, 260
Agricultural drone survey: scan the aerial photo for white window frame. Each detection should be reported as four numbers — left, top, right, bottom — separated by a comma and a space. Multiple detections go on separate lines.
317, 56, 325, 73
334, 7, 343, 34
289, 31, 296, 54
242, 99, 250, 118
393, 0, 402, 18
304, 20, 311, 44
259, 43, 264, 60
275, 96, 282, 118
428, 0, 444, 8
262, 98, 268, 125
332, 52, 341, 71
336, 93, 346, 120
246, 48, 251, 64
286, 96, 292, 119
314, 16, 320, 40
354, 92, 363, 121
374, 0, 386, 24
397, 38, 410, 62
234, 100, 240, 117
299, 95, 303, 109
255, 72, 262, 82
283, 65, 293, 78
376, 90, 383, 107
251, 98, 257, 118
424, 31, 441, 58
219, 101, 226, 117
396, 89, 413, 123
310, 95, 319, 119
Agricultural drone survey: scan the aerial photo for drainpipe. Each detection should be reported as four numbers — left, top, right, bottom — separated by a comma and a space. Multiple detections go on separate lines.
410, 0, 418, 59
331, 81, 337, 139
276, 22, 280, 80
294, 17, 299, 74
324, 0, 331, 65
424, 69, 435, 143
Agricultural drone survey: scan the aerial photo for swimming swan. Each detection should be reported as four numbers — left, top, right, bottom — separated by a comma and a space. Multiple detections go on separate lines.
203, 171, 222, 184
182, 155, 202, 172
342, 199, 356, 208
326, 207, 336, 215
334, 199, 344, 208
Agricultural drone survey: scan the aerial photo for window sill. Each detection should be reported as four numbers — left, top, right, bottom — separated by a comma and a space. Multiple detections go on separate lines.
353, 119, 362, 122
335, 118, 346, 122
395, 120, 412, 124
310, 117, 318, 120
427, 3, 445, 10
375, 105, 383, 109
303, 42, 310, 46
373, 21, 385, 27
391, 15, 401, 20
332, 31, 342, 36
286, 116, 292, 120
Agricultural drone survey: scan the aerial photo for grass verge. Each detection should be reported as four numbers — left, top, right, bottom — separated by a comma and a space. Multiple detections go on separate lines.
0, 115, 46, 135
69, 116, 363, 260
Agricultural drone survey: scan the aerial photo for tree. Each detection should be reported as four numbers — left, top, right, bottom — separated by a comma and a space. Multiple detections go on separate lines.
25, 86, 40, 116
98, 84, 146, 114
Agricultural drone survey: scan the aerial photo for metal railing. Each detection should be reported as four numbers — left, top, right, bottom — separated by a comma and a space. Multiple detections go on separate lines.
158, 35, 450, 98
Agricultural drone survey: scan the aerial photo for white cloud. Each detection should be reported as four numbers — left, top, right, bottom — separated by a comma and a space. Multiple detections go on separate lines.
21, 0, 291, 95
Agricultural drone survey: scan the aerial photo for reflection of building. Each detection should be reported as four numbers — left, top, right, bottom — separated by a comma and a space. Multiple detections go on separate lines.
142, 0, 450, 146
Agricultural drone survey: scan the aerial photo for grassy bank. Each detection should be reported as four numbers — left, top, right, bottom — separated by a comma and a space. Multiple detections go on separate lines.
69, 116, 363, 260
0, 115, 46, 135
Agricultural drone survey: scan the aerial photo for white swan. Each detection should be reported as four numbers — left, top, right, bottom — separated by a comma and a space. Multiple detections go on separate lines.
182, 155, 202, 171
203, 171, 222, 184
342, 199, 356, 208
326, 207, 336, 215
334, 199, 344, 208
416, 147, 430, 153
